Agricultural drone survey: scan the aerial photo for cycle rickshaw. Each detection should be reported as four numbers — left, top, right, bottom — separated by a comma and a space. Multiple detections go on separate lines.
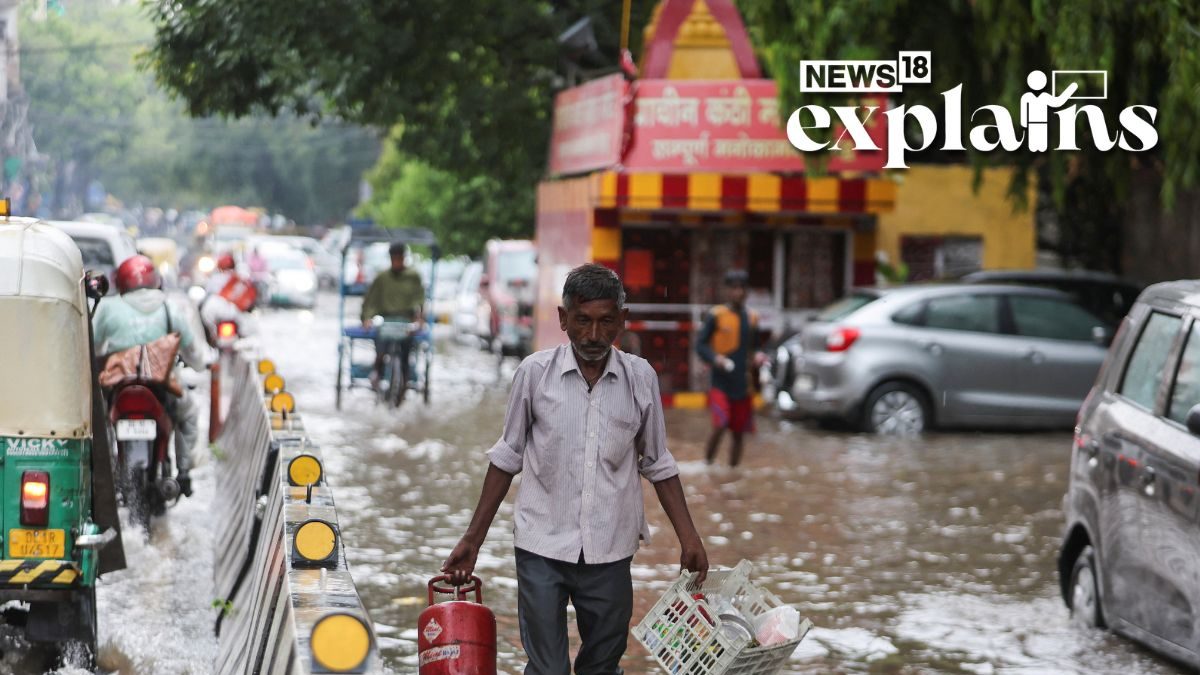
335, 228, 439, 410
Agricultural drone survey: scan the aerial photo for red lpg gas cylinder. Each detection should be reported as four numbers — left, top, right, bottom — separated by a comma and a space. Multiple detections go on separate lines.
417, 575, 497, 675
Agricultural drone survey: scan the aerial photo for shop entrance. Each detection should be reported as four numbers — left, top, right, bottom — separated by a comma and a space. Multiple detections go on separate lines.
621, 222, 853, 393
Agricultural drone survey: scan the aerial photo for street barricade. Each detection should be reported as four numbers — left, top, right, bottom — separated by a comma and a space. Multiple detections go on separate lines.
212, 350, 378, 674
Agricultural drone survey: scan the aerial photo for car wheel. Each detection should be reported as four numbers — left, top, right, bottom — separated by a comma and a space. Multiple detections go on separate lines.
1069, 545, 1105, 629
863, 381, 929, 435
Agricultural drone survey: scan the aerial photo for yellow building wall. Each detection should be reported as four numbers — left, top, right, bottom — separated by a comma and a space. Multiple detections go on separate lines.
877, 165, 1035, 271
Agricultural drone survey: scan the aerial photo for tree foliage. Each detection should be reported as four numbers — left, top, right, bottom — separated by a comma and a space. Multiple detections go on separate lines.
740, 0, 1200, 270
20, 2, 379, 223
358, 130, 530, 256
144, 0, 658, 244
20, 2, 144, 163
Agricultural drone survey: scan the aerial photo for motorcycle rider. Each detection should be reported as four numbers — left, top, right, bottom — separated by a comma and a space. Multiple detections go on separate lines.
204, 253, 239, 296
93, 255, 210, 497
199, 252, 254, 342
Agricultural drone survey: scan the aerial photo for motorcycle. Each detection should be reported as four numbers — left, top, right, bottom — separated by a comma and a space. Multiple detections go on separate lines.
108, 380, 180, 535
192, 272, 255, 349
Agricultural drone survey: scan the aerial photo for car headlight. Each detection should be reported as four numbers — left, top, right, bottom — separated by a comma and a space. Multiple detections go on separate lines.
197, 256, 215, 274
294, 276, 315, 292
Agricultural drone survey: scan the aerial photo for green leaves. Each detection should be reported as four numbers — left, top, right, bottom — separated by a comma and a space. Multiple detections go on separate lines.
143, 0, 660, 247
20, 2, 380, 222
358, 130, 532, 256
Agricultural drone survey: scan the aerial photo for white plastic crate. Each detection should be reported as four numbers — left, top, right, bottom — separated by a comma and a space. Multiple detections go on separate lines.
633, 560, 812, 675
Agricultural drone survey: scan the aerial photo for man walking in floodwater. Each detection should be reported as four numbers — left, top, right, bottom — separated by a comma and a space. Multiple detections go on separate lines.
696, 269, 761, 467
443, 263, 708, 674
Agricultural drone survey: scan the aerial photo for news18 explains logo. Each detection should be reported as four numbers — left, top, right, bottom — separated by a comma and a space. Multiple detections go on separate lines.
788, 51, 1158, 168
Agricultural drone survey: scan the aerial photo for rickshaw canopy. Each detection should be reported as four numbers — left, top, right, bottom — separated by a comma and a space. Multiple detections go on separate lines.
0, 220, 92, 437
338, 227, 439, 255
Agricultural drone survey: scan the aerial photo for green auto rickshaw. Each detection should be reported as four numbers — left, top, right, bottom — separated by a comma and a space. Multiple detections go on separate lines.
0, 216, 124, 664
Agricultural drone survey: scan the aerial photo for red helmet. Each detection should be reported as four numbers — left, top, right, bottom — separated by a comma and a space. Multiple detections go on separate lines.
217, 253, 236, 271
115, 255, 161, 294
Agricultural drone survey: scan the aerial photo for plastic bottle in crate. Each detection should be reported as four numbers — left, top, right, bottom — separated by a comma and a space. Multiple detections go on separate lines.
635, 561, 812, 675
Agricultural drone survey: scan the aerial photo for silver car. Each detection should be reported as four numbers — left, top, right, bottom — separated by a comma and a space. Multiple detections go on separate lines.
261, 246, 318, 309
773, 284, 1111, 434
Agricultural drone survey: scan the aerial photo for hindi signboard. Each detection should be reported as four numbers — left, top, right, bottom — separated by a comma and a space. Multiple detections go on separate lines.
623, 79, 886, 174
548, 74, 628, 177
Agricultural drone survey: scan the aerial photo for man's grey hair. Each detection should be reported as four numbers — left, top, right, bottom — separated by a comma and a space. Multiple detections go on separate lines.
562, 263, 625, 310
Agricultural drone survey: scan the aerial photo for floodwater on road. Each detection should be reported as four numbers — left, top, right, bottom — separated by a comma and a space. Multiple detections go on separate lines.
244, 294, 1184, 675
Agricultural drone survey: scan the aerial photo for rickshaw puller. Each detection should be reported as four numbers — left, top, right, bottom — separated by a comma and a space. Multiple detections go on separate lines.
93, 255, 209, 497
360, 242, 425, 389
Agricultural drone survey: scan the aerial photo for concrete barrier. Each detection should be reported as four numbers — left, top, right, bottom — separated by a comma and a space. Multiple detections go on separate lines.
212, 351, 378, 674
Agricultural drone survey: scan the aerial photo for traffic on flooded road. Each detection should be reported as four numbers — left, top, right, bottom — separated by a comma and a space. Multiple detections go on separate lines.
6, 0, 1200, 672
251, 295, 1183, 674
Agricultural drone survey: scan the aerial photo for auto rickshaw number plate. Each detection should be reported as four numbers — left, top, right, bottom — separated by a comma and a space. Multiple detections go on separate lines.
116, 419, 157, 440
9, 529, 65, 558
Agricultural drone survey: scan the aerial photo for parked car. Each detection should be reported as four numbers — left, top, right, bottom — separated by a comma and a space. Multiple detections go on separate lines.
261, 246, 318, 308
418, 257, 468, 324
961, 268, 1143, 329
1059, 280, 1200, 669
258, 235, 341, 290
50, 220, 139, 294
453, 261, 484, 342
772, 284, 1111, 433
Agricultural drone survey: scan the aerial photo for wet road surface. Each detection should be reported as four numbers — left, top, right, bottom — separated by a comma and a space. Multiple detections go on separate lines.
93, 292, 1184, 674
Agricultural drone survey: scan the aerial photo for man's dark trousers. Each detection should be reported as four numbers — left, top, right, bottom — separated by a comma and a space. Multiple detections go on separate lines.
516, 548, 633, 675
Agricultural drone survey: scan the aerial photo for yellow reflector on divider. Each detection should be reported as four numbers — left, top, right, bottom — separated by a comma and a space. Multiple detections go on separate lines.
270, 391, 296, 414
263, 373, 285, 393
258, 359, 275, 375
288, 454, 323, 487
0, 198, 10, 218
293, 519, 337, 564
311, 613, 371, 673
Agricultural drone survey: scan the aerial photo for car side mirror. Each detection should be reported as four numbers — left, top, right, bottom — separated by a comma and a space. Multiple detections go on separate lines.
1092, 325, 1112, 347
84, 271, 109, 299
1187, 404, 1200, 436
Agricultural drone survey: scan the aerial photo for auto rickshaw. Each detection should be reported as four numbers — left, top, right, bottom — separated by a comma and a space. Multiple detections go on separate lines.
136, 236, 181, 288
0, 213, 124, 664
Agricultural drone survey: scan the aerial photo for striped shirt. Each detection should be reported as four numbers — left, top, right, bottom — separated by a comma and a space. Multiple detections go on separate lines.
487, 344, 680, 564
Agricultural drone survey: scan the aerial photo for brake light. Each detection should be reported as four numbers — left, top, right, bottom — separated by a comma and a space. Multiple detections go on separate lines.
113, 385, 164, 419
826, 327, 861, 352
20, 471, 49, 526
217, 321, 237, 339
355, 251, 365, 284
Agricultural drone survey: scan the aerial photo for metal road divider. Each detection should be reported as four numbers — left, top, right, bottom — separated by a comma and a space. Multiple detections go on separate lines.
212, 351, 378, 674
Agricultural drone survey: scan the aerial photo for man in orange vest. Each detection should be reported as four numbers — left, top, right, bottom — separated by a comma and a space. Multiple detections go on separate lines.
696, 269, 761, 467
